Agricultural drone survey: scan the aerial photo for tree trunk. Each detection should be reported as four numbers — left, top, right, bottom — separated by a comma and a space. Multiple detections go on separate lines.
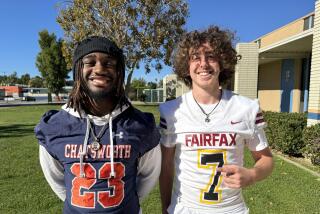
48, 92, 52, 103
125, 68, 134, 96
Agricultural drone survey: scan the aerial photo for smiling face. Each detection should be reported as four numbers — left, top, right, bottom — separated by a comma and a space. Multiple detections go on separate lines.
188, 42, 221, 91
81, 52, 118, 100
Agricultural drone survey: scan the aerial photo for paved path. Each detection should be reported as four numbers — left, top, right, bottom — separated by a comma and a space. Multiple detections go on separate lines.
0, 101, 65, 107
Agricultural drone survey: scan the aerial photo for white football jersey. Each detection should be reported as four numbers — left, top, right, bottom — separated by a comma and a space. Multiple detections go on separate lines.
159, 90, 268, 213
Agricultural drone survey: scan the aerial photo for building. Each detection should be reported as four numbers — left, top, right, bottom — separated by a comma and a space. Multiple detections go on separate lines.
0, 88, 5, 100
0, 86, 23, 98
162, 74, 189, 101
0, 86, 72, 101
143, 88, 164, 103
234, 1, 320, 126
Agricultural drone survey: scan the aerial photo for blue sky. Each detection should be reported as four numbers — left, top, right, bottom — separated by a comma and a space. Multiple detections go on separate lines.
0, 0, 316, 82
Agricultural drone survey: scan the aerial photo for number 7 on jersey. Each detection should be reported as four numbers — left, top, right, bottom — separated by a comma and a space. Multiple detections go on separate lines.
197, 149, 226, 204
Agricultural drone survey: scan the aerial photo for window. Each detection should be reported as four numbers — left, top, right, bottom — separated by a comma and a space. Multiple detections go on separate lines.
255, 39, 261, 48
303, 15, 314, 31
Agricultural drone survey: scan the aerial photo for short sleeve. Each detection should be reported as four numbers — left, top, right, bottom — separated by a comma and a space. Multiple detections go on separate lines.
159, 105, 176, 148
255, 109, 267, 130
142, 121, 161, 155
246, 128, 268, 151
246, 100, 268, 151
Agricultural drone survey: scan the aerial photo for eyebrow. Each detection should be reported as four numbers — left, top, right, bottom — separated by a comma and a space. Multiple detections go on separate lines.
190, 51, 215, 56
83, 53, 115, 59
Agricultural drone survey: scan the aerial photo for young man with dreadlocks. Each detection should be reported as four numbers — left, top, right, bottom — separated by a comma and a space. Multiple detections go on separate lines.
35, 36, 161, 213
159, 26, 274, 214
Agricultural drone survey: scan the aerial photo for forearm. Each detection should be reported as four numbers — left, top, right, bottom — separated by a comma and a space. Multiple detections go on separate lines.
250, 148, 274, 183
159, 167, 174, 213
159, 145, 175, 214
251, 154, 274, 183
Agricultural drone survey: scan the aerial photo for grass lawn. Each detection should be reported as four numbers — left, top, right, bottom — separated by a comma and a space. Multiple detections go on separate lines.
0, 105, 319, 214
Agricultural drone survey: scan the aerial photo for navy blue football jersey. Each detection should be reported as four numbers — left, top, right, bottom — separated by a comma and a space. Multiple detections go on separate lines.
35, 105, 160, 213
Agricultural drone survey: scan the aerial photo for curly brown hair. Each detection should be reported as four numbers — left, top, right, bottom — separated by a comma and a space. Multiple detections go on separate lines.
173, 26, 239, 88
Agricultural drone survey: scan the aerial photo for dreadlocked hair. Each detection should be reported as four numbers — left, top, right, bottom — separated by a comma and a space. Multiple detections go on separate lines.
67, 55, 127, 116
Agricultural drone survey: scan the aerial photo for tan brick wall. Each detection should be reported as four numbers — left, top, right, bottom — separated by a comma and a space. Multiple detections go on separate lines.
235, 43, 259, 99
308, 1, 320, 125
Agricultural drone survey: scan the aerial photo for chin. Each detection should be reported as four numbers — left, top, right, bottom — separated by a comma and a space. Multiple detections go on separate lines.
88, 88, 116, 100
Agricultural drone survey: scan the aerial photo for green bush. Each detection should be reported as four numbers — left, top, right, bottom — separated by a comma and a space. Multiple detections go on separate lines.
302, 123, 320, 165
263, 111, 307, 156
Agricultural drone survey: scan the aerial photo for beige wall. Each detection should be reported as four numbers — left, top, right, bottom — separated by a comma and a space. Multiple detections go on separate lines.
258, 13, 314, 48
258, 61, 282, 111
258, 59, 304, 113
292, 59, 302, 112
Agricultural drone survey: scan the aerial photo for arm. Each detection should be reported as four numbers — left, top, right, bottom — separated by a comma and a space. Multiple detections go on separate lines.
136, 144, 161, 202
159, 145, 175, 214
39, 145, 66, 201
219, 147, 274, 189
250, 147, 274, 182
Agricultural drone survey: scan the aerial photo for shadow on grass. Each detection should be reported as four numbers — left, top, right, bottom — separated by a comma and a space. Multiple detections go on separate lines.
0, 124, 35, 138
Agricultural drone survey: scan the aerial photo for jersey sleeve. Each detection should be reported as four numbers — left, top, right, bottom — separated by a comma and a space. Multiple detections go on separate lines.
136, 144, 161, 202
159, 103, 177, 148
39, 145, 66, 201
137, 112, 161, 156
246, 100, 268, 151
34, 110, 61, 159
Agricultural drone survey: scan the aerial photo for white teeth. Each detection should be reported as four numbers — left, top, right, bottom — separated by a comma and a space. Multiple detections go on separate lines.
200, 73, 208, 76
197, 72, 211, 76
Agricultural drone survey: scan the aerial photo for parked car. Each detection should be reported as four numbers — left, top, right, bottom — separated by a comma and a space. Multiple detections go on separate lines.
22, 96, 36, 101
4, 96, 15, 101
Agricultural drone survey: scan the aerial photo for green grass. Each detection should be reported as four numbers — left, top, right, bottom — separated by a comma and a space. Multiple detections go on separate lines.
0, 105, 319, 214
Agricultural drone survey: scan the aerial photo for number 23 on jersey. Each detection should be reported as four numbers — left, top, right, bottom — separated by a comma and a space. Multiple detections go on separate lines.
70, 162, 125, 209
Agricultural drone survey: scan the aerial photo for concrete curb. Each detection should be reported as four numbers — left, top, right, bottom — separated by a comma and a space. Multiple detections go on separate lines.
274, 153, 320, 178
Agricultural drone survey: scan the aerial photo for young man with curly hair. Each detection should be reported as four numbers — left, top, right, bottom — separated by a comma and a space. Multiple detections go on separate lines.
35, 36, 160, 213
159, 26, 274, 214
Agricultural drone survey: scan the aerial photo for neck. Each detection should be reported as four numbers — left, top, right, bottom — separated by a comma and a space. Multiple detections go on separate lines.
88, 97, 117, 117
192, 86, 221, 104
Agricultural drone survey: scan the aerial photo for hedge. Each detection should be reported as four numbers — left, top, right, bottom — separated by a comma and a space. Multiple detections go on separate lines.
302, 123, 320, 165
263, 111, 307, 157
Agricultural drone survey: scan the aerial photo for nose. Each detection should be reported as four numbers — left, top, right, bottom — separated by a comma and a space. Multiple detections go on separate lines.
93, 62, 105, 73
199, 56, 209, 68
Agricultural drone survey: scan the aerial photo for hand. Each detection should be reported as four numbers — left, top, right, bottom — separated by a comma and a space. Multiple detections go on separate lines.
217, 165, 255, 189
162, 210, 169, 214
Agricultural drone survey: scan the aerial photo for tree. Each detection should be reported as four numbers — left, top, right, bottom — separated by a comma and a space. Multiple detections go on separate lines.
0, 74, 8, 86
29, 76, 45, 88
129, 77, 147, 101
36, 30, 69, 99
131, 77, 147, 89
20, 73, 31, 86
7, 72, 18, 85
57, 0, 188, 94
166, 79, 177, 100
157, 79, 163, 88
147, 81, 157, 89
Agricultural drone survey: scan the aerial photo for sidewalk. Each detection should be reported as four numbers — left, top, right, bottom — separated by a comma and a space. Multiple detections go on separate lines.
0, 100, 66, 107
